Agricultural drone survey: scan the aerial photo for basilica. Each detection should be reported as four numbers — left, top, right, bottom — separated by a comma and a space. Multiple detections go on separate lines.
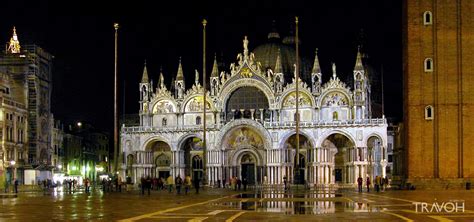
120, 32, 387, 187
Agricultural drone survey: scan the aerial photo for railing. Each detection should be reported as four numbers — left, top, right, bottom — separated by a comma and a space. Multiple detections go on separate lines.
263, 118, 387, 128
122, 118, 386, 133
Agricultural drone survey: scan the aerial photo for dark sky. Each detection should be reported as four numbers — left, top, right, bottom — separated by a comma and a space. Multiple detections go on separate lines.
1, 0, 402, 132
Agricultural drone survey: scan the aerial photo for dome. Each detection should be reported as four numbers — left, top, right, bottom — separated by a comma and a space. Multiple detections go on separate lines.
252, 33, 311, 83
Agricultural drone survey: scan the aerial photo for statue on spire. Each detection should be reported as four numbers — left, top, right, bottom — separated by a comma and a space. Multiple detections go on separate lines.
243, 36, 249, 60
160, 72, 165, 89
8, 26, 21, 54
332, 63, 337, 80
195, 69, 200, 86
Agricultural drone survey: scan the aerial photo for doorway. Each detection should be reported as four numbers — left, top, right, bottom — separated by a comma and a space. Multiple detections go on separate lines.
240, 153, 256, 185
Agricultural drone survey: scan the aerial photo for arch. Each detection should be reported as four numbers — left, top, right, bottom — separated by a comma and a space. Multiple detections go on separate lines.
141, 136, 172, 151
423, 11, 433, 25
155, 153, 171, 167
424, 58, 433, 72
216, 119, 272, 150
219, 78, 276, 110
278, 129, 316, 150
231, 147, 263, 166
317, 129, 356, 148
425, 105, 434, 120
280, 90, 314, 109
181, 95, 214, 113
363, 132, 387, 148
152, 99, 177, 114
176, 133, 203, 151
225, 86, 269, 112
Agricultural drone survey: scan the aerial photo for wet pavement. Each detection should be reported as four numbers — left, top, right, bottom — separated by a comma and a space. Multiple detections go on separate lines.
1, 186, 474, 221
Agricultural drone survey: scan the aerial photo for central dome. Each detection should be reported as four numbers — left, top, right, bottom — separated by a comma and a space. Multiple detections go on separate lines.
252, 31, 311, 82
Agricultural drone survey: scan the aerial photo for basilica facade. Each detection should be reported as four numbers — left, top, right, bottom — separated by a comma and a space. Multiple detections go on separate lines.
120, 35, 387, 187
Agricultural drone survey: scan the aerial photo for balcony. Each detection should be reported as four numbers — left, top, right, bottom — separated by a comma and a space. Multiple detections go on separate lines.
122, 118, 386, 133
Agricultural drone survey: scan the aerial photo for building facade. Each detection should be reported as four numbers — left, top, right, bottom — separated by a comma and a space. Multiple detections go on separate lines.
0, 27, 54, 168
403, 1, 474, 185
121, 35, 387, 187
0, 70, 28, 186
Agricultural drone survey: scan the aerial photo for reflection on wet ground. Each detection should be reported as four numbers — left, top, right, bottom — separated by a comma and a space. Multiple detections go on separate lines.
214, 190, 377, 215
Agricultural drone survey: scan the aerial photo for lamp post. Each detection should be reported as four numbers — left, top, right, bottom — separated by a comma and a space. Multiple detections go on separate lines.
10, 160, 16, 186
113, 23, 119, 175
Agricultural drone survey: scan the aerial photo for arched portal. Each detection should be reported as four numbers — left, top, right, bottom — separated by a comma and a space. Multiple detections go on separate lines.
367, 136, 385, 178
322, 133, 355, 184
240, 153, 257, 185
180, 136, 203, 180
145, 140, 171, 179
225, 86, 269, 122
283, 134, 313, 184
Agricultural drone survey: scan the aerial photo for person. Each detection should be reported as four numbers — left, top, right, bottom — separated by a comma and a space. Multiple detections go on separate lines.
357, 176, 363, 192
242, 178, 248, 191
194, 177, 200, 194
375, 176, 381, 193
146, 176, 152, 195
118, 176, 122, 192
384, 176, 389, 191
237, 178, 242, 191
175, 175, 183, 195
283, 176, 288, 191
167, 175, 174, 193
84, 178, 90, 193
14, 178, 18, 193
366, 176, 371, 192
380, 176, 385, 192
231, 177, 237, 191
140, 177, 145, 195
184, 175, 191, 195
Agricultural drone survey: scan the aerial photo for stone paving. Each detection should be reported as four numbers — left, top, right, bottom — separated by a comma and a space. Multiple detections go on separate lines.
1, 186, 474, 221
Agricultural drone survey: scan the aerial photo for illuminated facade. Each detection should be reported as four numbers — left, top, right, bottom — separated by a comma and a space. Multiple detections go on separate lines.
0, 27, 54, 168
121, 35, 387, 187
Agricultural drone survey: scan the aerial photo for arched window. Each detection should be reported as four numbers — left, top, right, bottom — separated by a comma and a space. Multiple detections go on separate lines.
425, 105, 434, 120
333, 111, 338, 121
162, 117, 167, 126
423, 11, 432, 25
424, 58, 433, 72
196, 116, 202, 125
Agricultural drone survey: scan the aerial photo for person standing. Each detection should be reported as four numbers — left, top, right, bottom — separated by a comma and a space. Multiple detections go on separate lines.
366, 176, 371, 192
283, 176, 288, 191
146, 176, 152, 195
375, 176, 381, 192
194, 177, 200, 194
84, 178, 90, 193
14, 179, 18, 193
357, 176, 363, 192
184, 175, 191, 195
175, 175, 183, 195
118, 176, 122, 192
167, 175, 174, 193
140, 177, 145, 195
237, 178, 242, 191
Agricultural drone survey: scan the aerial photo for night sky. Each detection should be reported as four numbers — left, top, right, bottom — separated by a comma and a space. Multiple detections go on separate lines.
1, 0, 401, 132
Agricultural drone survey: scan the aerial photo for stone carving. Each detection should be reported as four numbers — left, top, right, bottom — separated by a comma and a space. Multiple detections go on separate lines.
154, 100, 175, 113
186, 97, 211, 112
323, 92, 348, 106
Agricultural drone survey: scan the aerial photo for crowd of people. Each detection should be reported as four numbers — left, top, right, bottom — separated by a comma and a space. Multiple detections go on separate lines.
357, 175, 389, 192
138, 175, 201, 195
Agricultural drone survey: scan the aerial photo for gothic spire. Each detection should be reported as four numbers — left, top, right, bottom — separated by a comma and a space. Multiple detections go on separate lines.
8, 26, 21, 54
141, 60, 149, 83
211, 54, 219, 77
312, 48, 321, 74
354, 46, 364, 71
274, 48, 283, 73
176, 57, 184, 81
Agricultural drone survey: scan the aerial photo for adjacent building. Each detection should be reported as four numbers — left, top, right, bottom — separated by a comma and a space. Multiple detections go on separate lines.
403, 1, 474, 186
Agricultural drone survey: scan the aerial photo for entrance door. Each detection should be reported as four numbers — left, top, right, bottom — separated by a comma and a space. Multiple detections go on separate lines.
158, 171, 170, 179
335, 169, 343, 182
241, 163, 255, 185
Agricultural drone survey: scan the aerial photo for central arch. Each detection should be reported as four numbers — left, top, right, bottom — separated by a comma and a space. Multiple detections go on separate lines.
322, 133, 355, 184
219, 78, 276, 110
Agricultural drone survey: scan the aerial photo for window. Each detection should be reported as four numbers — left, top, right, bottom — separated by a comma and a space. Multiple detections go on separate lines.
332, 111, 338, 121
388, 154, 393, 163
162, 117, 167, 126
424, 58, 433, 72
196, 116, 201, 125
425, 105, 434, 120
423, 11, 432, 25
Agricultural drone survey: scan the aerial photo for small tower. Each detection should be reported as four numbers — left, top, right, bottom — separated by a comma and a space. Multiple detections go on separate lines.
210, 55, 219, 96
274, 48, 284, 93
311, 48, 322, 96
139, 61, 151, 126
7, 26, 21, 54
353, 46, 367, 119
174, 57, 185, 99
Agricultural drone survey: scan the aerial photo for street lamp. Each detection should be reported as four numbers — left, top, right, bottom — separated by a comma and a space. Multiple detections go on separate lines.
57, 164, 62, 170
10, 160, 15, 166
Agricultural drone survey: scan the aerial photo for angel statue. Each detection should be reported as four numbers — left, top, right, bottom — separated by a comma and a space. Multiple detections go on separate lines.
220, 71, 226, 82
195, 69, 200, 85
